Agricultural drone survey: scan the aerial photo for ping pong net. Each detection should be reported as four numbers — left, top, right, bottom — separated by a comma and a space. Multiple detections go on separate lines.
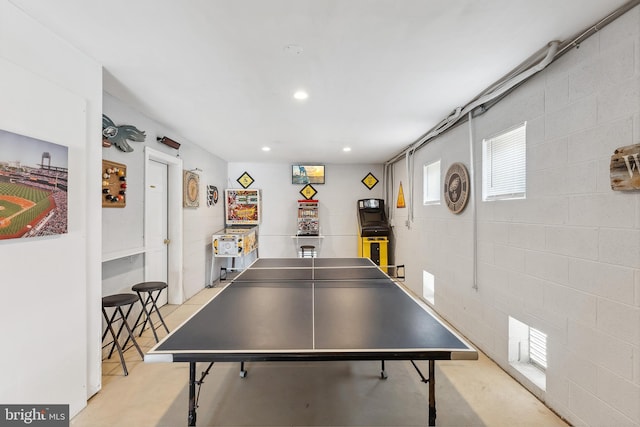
229, 257, 404, 287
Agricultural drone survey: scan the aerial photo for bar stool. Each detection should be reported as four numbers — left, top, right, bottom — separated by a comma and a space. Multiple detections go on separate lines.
130, 281, 170, 343
300, 245, 315, 258
102, 293, 144, 376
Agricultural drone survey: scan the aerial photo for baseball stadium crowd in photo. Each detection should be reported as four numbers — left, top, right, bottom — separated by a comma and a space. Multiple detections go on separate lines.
0, 161, 68, 239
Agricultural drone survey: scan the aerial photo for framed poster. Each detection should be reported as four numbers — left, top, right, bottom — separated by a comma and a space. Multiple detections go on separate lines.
0, 129, 68, 239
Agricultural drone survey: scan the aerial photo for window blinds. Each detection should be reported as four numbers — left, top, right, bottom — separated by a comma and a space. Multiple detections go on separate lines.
483, 123, 526, 200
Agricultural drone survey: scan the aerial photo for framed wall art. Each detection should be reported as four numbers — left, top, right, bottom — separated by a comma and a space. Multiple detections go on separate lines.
0, 129, 69, 239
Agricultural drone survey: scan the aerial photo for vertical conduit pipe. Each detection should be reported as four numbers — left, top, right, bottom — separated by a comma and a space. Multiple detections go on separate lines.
403, 150, 411, 230
468, 112, 478, 291
384, 162, 394, 225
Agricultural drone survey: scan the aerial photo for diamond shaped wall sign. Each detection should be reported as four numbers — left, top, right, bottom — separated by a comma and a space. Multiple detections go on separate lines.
236, 171, 254, 189
299, 184, 317, 200
361, 172, 379, 190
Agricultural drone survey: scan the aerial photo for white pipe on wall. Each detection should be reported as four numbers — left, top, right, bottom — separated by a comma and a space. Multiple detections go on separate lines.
386, 41, 559, 167
468, 111, 478, 291
394, 40, 559, 232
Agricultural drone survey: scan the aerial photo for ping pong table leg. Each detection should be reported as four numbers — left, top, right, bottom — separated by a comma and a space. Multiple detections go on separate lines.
380, 360, 388, 379
428, 360, 436, 426
188, 362, 197, 426
187, 362, 216, 426
410, 360, 436, 426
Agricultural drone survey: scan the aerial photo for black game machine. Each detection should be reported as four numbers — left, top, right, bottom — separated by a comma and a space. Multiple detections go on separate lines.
357, 198, 390, 271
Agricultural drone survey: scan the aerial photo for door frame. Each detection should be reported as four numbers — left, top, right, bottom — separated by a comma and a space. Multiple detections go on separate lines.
144, 146, 184, 304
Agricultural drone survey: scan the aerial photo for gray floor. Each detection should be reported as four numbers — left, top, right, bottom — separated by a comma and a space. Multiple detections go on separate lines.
75, 287, 569, 427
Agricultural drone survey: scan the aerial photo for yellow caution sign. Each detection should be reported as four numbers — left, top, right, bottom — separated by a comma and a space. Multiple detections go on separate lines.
397, 182, 406, 208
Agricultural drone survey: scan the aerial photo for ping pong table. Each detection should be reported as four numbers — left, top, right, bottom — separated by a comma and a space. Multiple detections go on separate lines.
146, 257, 477, 426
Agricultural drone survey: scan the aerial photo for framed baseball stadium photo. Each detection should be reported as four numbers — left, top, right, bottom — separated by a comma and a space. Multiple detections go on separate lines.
0, 129, 68, 240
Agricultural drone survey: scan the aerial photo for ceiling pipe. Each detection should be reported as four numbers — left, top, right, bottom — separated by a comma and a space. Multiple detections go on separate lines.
385, 0, 640, 166
385, 40, 559, 166
554, 0, 640, 60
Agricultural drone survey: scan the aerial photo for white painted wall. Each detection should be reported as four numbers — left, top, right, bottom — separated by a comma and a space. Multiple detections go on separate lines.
391, 6, 640, 426
0, 0, 102, 416
102, 93, 228, 300
227, 163, 384, 259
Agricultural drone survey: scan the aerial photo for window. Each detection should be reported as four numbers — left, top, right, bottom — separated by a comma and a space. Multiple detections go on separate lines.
422, 270, 435, 305
423, 160, 441, 204
508, 316, 546, 390
482, 122, 526, 201
529, 327, 548, 370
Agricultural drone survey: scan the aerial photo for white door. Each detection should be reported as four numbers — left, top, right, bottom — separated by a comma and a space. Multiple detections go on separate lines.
145, 159, 169, 306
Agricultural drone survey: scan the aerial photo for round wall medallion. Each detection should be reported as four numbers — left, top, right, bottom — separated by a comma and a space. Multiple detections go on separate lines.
444, 162, 470, 214
183, 170, 200, 207
187, 177, 198, 203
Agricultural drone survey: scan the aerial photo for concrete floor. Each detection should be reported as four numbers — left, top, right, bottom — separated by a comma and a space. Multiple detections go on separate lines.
76, 287, 570, 427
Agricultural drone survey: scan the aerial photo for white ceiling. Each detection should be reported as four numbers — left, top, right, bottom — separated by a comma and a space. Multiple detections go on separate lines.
11, 0, 632, 164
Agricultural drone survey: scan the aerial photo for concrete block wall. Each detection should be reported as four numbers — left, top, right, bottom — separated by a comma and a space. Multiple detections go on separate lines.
391, 6, 640, 426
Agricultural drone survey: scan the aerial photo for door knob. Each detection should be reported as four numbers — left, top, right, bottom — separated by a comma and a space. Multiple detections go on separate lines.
163, 239, 171, 245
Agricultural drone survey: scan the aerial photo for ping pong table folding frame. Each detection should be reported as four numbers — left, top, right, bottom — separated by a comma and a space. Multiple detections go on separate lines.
146, 258, 477, 426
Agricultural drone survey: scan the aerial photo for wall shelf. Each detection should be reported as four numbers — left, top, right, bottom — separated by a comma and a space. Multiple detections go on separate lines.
102, 247, 146, 262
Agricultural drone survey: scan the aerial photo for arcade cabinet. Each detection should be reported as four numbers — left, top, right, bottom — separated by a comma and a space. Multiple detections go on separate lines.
357, 198, 390, 271
210, 189, 260, 284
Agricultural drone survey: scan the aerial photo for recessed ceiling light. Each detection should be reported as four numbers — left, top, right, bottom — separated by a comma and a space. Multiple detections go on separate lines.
343, 147, 351, 152
293, 90, 309, 100
262, 146, 271, 152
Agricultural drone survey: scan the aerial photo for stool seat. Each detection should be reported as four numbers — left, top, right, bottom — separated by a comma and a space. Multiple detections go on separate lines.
132, 281, 168, 293
102, 293, 139, 308
130, 281, 170, 343
102, 292, 143, 376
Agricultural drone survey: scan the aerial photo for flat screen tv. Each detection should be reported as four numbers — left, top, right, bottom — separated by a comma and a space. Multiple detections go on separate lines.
292, 165, 325, 185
